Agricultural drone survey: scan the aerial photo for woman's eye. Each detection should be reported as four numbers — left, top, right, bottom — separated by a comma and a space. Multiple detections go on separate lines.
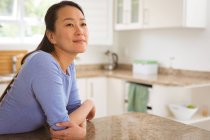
81, 23, 87, 26
66, 23, 73, 27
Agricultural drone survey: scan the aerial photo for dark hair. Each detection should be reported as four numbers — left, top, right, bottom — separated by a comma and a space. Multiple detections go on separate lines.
0, 1, 84, 102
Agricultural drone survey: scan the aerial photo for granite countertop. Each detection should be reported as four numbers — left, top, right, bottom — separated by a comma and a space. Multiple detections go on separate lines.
76, 69, 210, 87
0, 112, 209, 140
1, 65, 210, 86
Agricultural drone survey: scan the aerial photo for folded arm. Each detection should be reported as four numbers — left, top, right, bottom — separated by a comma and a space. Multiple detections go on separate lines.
68, 99, 95, 125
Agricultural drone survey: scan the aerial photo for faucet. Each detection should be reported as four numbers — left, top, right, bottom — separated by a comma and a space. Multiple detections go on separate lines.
11, 54, 25, 74
12, 56, 17, 73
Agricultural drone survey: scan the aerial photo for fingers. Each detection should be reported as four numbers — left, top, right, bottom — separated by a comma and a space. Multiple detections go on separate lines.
56, 121, 75, 127
50, 123, 86, 140
50, 121, 75, 139
50, 128, 69, 139
50, 128, 65, 137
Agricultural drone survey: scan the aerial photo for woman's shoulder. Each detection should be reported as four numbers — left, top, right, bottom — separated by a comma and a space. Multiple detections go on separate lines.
26, 51, 52, 62
25, 50, 59, 69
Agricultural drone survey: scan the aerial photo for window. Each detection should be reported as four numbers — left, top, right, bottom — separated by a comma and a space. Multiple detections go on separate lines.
0, 0, 59, 44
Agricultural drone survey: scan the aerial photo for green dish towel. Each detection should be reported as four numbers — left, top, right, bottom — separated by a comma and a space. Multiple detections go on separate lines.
128, 83, 149, 112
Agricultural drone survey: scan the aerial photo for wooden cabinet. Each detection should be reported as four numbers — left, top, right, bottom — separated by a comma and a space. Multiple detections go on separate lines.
115, 0, 206, 30
77, 77, 107, 118
73, 0, 113, 45
107, 78, 126, 116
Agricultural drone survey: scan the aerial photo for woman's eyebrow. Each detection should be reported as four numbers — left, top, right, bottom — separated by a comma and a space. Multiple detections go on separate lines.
63, 18, 86, 21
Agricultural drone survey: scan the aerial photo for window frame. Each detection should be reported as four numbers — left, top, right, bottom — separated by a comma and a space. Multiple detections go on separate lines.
0, 0, 59, 45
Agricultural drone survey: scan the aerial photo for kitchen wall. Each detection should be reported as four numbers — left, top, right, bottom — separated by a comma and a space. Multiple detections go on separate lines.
1, 1, 210, 71
0, 43, 109, 64
115, 2, 210, 72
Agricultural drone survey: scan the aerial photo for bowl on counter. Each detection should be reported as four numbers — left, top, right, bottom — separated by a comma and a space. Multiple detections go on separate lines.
168, 104, 198, 121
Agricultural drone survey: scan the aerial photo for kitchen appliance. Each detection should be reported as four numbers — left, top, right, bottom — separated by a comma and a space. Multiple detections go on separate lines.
103, 50, 118, 70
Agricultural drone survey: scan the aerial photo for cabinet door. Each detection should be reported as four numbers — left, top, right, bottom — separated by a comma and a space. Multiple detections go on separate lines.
184, 0, 206, 28
116, 0, 124, 24
73, 0, 113, 45
115, 0, 206, 30
143, 0, 183, 28
77, 78, 87, 103
151, 85, 191, 117
0, 83, 8, 97
107, 78, 125, 116
115, 0, 143, 30
143, 0, 206, 28
87, 77, 107, 118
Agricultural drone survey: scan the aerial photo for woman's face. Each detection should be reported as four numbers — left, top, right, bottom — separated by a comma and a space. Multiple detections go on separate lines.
49, 6, 88, 54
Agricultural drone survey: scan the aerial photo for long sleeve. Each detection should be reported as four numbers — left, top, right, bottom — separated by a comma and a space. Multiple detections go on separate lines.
66, 63, 81, 114
30, 53, 70, 130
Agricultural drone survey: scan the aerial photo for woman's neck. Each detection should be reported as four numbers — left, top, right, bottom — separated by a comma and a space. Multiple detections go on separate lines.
51, 50, 76, 75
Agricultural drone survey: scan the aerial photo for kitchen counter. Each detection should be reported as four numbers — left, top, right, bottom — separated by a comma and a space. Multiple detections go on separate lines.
77, 69, 210, 87
1, 65, 210, 87
0, 112, 209, 140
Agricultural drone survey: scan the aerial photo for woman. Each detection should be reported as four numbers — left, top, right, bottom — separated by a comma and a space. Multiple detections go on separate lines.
0, 1, 95, 139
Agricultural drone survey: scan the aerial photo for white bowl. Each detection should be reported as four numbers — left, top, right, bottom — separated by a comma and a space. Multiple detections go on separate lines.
168, 104, 198, 121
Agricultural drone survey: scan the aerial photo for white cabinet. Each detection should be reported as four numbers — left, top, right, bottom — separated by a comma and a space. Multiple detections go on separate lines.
107, 78, 126, 116
77, 78, 87, 102
150, 85, 192, 117
149, 84, 210, 128
77, 77, 107, 118
73, 0, 113, 45
77, 77, 126, 117
87, 77, 107, 118
0, 83, 8, 97
144, 0, 207, 28
115, 0, 144, 30
115, 0, 206, 30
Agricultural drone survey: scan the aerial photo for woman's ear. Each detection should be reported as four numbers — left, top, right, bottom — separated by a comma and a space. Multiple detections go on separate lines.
46, 30, 56, 44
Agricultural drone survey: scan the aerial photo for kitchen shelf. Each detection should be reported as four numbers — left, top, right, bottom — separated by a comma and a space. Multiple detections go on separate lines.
166, 113, 210, 125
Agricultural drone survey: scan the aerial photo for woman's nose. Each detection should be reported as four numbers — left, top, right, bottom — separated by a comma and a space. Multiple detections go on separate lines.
75, 25, 83, 35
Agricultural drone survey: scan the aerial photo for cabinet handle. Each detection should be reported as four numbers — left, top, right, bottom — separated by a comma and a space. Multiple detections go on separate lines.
90, 82, 94, 98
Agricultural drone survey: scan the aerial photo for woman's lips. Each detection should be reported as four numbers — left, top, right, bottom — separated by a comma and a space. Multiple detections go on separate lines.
73, 39, 86, 43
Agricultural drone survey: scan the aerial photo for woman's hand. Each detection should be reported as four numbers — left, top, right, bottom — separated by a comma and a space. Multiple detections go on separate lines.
50, 121, 86, 140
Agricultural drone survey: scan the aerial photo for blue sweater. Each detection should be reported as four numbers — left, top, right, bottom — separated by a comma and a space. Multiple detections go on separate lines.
0, 51, 81, 134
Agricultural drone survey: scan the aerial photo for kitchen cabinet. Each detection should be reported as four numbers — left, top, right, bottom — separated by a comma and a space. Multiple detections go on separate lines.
115, 0, 144, 30
115, 0, 206, 30
87, 77, 107, 118
77, 77, 126, 117
144, 0, 207, 28
149, 84, 210, 127
77, 77, 107, 118
149, 85, 192, 117
107, 78, 126, 116
0, 83, 8, 97
122, 81, 210, 127
77, 78, 87, 102
73, 0, 113, 45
